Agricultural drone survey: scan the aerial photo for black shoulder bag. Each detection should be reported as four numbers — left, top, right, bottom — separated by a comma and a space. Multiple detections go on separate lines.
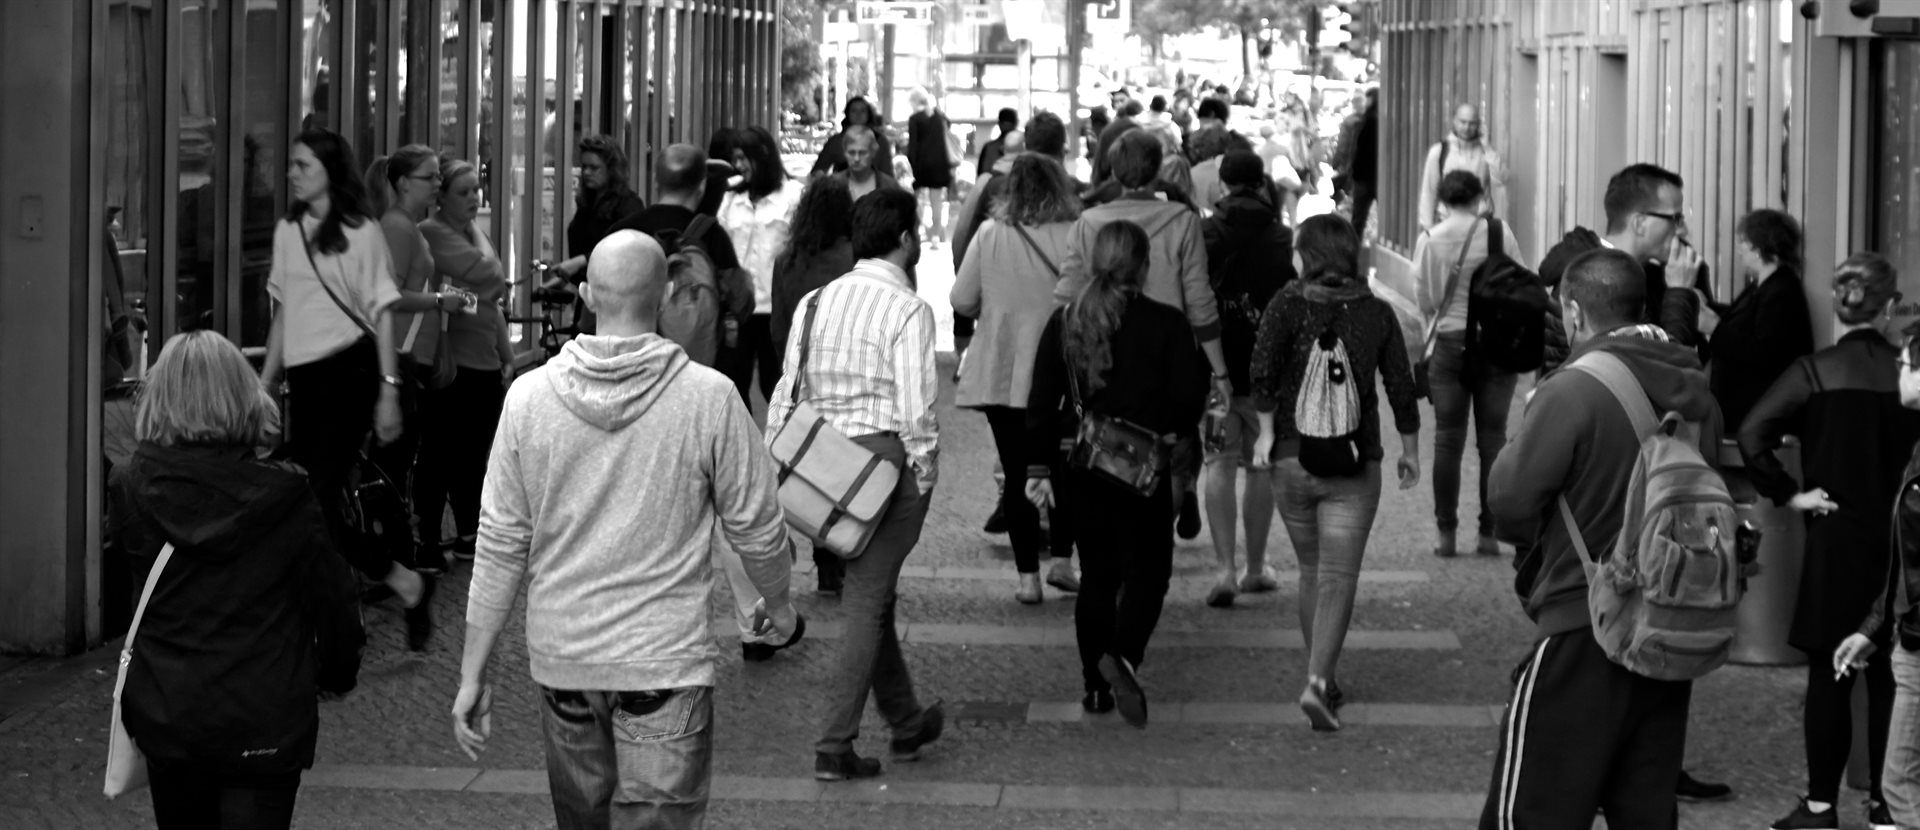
1061, 307, 1170, 498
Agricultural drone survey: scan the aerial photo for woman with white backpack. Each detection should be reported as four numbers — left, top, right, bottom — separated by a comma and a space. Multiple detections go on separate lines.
1249, 213, 1422, 732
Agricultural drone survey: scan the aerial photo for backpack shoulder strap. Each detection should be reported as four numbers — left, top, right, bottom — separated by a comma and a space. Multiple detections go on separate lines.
683, 213, 716, 247
1436, 140, 1450, 172
1486, 218, 1504, 260
1565, 350, 1660, 439
1011, 223, 1060, 279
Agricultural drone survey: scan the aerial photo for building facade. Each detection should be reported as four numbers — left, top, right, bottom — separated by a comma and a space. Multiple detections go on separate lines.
1379, 0, 1919, 348
0, 0, 781, 654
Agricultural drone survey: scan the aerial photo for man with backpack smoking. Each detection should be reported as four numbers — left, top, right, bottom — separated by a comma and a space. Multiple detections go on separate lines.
1479, 248, 1730, 829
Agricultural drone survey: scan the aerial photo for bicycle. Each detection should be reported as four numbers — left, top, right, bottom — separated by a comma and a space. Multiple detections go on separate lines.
506, 260, 583, 364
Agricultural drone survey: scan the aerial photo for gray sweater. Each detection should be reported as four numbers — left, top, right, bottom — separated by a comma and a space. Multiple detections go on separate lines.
469, 333, 792, 691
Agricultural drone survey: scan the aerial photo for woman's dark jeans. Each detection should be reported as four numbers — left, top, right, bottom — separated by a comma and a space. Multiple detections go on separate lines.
415, 366, 507, 549
284, 338, 389, 580
1428, 330, 1517, 537
1068, 470, 1174, 692
149, 761, 301, 830
983, 405, 1064, 573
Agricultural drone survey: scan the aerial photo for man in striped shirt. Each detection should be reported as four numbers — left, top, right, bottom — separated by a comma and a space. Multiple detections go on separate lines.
765, 188, 945, 781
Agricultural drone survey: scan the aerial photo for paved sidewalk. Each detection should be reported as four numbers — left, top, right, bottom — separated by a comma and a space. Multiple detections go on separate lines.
0, 272, 1818, 829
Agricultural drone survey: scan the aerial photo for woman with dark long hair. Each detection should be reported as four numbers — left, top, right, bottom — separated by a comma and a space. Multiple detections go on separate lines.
112, 331, 363, 830
719, 125, 807, 406
955, 154, 1084, 603
1249, 213, 1421, 732
811, 95, 895, 178
767, 175, 857, 594
1709, 208, 1814, 430
1025, 220, 1207, 727
260, 127, 436, 650
1744, 254, 1920, 830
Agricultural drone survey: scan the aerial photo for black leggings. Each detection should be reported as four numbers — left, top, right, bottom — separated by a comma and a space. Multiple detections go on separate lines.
1805, 646, 1894, 803
718, 313, 782, 409
284, 338, 389, 581
149, 761, 300, 830
1069, 470, 1174, 692
983, 406, 1064, 573
415, 367, 507, 549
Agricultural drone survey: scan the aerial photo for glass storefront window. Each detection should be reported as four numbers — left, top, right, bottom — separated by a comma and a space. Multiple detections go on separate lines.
1873, 40, 1920, 335
302, 0, 335, 130
104, 0, 155, 384
240, 0, 290, 347
177, 0, 226, 334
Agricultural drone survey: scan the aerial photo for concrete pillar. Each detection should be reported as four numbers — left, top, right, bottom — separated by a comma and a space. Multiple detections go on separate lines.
0, 1, 98, 655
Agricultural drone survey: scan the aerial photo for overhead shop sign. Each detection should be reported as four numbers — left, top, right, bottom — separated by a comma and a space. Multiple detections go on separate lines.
857, 1, 936, 25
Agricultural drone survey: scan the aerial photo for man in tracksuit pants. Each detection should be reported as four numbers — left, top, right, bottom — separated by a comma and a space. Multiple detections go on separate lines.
1479, 248, 1726, 829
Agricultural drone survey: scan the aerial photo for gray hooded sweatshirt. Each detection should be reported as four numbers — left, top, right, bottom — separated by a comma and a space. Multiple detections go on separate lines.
469, 333, 792, 691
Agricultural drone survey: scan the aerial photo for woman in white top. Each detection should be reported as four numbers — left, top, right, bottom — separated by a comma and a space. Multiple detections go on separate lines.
718, 125, 807, 408
1411, 169, 1525, 559
261, 128, 434, 647
365, 143, 470, 578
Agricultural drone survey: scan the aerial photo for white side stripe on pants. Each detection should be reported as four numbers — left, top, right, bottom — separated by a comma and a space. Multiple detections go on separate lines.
1497, 636, 1552, 830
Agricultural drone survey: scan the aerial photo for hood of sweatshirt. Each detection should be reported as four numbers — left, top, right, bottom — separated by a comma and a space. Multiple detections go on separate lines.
1564, 325, 1718, 423
119, 443, 314, 563
1211, 191, 1281, 243
546, 333, 690, 431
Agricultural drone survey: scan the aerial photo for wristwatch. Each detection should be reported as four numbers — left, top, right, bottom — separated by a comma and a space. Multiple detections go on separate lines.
380, 373, 405, 388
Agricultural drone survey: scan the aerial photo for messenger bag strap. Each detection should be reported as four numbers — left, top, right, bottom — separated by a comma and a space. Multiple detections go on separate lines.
297, 221, 381, 346
791, 291, 823, 405
1011, 223, 1060, 279
124, 543, 177, 659
1422, 218, 1481, 358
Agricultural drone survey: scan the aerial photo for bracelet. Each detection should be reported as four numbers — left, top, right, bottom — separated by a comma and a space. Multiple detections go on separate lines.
380, 374, 405, 388
1212, 372, 1230, 381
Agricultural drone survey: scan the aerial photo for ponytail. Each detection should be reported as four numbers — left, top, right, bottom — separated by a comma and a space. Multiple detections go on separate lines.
364, 144, 439, 219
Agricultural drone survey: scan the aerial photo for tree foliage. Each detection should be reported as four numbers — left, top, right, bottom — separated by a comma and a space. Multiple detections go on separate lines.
1131, 0, 1311, 64
781, 0, 822, 119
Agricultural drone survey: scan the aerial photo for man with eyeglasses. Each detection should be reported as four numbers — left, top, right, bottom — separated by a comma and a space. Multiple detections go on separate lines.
1418, 103, 1508, 231
1538, 163, 1707, 372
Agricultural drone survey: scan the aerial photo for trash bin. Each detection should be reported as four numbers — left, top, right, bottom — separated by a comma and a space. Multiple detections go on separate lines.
1720, 439, 1807, 667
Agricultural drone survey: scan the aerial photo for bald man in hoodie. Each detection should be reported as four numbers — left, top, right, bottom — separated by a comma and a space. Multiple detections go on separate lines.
453, 230, 800, 828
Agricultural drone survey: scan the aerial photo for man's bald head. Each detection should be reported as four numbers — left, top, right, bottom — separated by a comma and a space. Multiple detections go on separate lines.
1002, 129, 1025, 154
584, 230, 668, 330
655, 144, 707, 197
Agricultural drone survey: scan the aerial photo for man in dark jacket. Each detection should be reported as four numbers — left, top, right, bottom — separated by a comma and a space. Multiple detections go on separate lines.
1706, 208, 1814, 430
976, 108, 1019, 175
1480, 248, 1726, 829
1537, 163, 1705, 370
1198, 150, 1296, 608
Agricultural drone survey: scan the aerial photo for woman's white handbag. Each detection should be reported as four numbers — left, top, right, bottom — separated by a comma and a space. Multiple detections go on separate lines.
104, 542, 174, 798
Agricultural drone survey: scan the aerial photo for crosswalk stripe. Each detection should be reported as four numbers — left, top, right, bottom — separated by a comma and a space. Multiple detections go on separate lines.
303, 765, 1484, 817
1009, 700, 1503, 727
715, 619, 1461, 650
797, 562, 1432, 584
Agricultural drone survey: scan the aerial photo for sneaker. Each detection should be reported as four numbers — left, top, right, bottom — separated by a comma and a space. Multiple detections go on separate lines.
814, 750, 883, 781
1098, 654, 1148, 728
1176, 491, 1202, 540
1675, 769, 1733, 803
742, 614, 807, 663
404, 573, 437, 652
1432, 532, 1457, 558
1477, 534, 1503, 556
1325, 680, 1346, 710
451, 536, 477, 562
983, 504, 1008, 535
1300, 677, 1341, 732
816, 568, 842, 597
1205, 576, 1236, 609
1869, 799, 1895, 830
1769, 797, 1838, 830
889, 700, 945, 761
1239, 566, 1279, 593
1081, 689, 1116, 714
1015, 573, 1044, 605
1045, 560, 1080, 593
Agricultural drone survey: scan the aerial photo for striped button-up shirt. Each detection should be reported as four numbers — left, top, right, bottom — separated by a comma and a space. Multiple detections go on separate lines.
766, 258, 940, 488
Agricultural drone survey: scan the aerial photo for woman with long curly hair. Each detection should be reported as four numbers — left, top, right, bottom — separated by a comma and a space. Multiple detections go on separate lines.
1024, 220, 1207, 727
954, 154, 1084, 603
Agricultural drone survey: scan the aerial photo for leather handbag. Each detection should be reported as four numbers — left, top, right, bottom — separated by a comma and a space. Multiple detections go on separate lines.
768, 292, 901, 559
1061, 315, 1168, 498
105, 542, 175, 798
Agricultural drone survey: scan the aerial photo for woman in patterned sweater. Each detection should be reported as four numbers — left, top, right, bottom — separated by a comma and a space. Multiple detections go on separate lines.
1249, 213, 1422, 732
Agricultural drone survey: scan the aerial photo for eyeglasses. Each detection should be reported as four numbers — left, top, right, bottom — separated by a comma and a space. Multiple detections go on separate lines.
1642, 209, 1688, 228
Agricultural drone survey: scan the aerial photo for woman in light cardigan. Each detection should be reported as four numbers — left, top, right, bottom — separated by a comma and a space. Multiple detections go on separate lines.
953, 154, 1083, 603
418, 158, 515, 561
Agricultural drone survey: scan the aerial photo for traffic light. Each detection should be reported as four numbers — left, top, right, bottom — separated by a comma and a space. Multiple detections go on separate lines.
1320, 4, 1352, 49
1339, 3, 1366, 54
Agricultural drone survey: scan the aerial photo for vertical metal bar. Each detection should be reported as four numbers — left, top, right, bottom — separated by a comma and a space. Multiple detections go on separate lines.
613, 1, 629, 151
628, 0, 647, 186
222, 0, 245, 338
337, 0, 358, 148
557, 0, 575, 258
525, 0, 545, 270
158, 0, 183, 343
585, 0, 603, 137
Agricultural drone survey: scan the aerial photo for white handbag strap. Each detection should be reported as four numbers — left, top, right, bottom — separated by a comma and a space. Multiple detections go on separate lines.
122, 543, 176, 658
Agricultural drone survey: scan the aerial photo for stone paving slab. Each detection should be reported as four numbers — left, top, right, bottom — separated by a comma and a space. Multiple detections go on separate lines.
1013, 700, 1496, 728
730, 618, 1460, 650
297, 763, 1485, 817
802, 562, 1432, 585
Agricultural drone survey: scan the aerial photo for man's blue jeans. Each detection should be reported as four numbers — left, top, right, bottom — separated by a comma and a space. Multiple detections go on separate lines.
1428, 330, 1517, 537
1885, 644, 1920, 828
540, 685, 713, 830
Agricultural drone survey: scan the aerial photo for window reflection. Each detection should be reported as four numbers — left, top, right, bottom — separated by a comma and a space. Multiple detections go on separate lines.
240, 0, 289, 347
177, 0, 225, 335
